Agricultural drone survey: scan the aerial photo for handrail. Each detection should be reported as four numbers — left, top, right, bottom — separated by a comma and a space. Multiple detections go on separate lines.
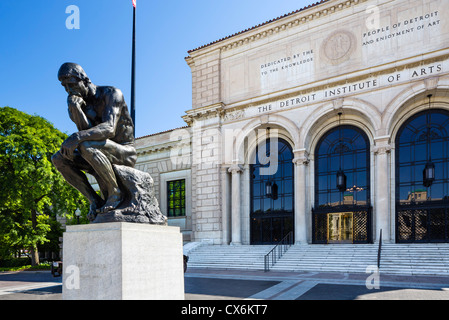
264, 232, 294, 272
377, 229, 382, 269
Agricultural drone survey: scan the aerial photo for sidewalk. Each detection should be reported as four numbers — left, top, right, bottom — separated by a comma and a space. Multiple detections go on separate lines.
0, 270, 62, 300
1, 268, 449, 300
185, 268, 449, 300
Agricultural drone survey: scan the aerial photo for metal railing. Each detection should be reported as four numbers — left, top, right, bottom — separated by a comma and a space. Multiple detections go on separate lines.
377, 229, 383, 269
264, 232, 294, 272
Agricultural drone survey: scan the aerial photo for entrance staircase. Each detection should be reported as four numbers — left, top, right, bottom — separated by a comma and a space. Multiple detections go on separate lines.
269, 244, 378, 273
186, 243, 449, 276
379, 243, 449, 276
185, 244, 272, 270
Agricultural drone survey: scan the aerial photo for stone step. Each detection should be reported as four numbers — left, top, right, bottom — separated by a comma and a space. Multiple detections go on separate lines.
185, 243, 449, 275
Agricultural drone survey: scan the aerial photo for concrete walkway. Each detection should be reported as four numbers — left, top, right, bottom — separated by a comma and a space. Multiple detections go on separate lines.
185, 268, 449, 300
1, 268, 449, 300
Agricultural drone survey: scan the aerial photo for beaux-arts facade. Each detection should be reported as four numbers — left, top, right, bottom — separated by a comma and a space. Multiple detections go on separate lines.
135, 0, 449, 245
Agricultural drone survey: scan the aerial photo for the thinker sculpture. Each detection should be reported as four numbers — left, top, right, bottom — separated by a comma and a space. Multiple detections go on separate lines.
52, 63, 167, 225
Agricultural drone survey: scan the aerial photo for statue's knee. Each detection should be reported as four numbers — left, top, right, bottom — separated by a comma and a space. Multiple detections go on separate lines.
78, 141, 95, 156
126, 154, 137, 167
78, 142, 104, 164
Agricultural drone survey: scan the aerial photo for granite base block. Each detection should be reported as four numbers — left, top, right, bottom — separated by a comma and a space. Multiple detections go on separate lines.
62, 222, 184, 300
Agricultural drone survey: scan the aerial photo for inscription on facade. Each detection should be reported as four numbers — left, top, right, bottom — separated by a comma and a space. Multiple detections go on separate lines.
248, 61, 445, 116
362, 11, 440, 47
260, 50, 313, 77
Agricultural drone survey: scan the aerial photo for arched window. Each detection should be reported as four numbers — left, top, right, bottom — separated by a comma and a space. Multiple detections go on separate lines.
250, 138, 294, 244
313, 125, 371, 244
396, 109, 449, 243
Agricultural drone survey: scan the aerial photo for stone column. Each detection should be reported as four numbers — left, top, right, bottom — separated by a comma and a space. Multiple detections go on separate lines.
221, 166, 231, 244
374, 140, 392, 243
228, 164, 243, 245
293, 151, 309, 244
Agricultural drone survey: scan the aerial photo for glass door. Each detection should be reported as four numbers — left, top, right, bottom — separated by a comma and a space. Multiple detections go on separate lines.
328, 212, 353, 243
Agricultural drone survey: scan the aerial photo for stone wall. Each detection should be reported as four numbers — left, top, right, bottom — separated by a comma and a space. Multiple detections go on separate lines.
135, 128, 193, 241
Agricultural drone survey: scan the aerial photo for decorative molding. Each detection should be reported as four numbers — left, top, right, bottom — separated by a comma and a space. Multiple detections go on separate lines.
223, 109, 246, 122
183, 103, 226, 125
373, 145, 392, 155
293, 149, 310, 166
332, 98, 344, 110
293, 156, 310, 166
228, 164, 243, 174
216, 0, 365, 54
321, 30, 357, 65
424, 76, 440, 91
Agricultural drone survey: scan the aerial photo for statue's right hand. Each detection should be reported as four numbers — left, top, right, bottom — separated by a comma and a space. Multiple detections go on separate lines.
67, 95, 91, 131
67, 95, 86, 109
60, 133, 79, 160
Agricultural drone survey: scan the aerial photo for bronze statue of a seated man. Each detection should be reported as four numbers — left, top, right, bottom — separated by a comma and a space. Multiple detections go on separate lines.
52, 63, 137, 221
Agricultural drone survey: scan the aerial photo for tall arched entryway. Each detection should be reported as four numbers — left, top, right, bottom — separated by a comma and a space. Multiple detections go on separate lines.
250, 138, 294, 244
395, 108, 449, 243
312, 125, 372, 244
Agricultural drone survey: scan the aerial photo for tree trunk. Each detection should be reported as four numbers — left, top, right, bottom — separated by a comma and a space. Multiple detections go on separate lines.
30, 245, 39, 266
30, 209, 40, 266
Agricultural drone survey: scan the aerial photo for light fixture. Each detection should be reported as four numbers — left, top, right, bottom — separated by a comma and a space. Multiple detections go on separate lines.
337, 170, 347, 192
346, 185, 364, 193
271, 182, 278, 200
265, 181, 272, 198
75, 208, 81, 224
423, 94, 435, 188
423, 162, 435, 188
265, 180, 279, 199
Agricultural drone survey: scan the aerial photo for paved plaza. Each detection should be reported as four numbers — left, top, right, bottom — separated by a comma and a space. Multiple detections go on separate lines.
1, 268, 449, 300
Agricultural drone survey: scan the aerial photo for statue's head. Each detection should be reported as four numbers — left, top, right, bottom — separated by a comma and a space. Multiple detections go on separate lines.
58, 63, 91, 98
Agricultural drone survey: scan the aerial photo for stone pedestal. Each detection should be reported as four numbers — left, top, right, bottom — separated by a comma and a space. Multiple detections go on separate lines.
62, 223, 184, 300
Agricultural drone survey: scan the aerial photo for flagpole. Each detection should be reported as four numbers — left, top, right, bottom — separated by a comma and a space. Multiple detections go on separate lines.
131, 1, 136, 137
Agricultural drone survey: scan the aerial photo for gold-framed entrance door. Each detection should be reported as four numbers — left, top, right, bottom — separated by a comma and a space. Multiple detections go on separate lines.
328, 212, 353, 243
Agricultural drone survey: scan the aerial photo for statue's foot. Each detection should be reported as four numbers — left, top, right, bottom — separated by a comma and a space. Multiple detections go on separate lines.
97, 193, 122, 214
87, 204, 97, 222
87, 201, 103, 221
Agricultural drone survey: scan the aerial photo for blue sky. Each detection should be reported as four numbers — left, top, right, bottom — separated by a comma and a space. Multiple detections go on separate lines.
1, 0, 316, 138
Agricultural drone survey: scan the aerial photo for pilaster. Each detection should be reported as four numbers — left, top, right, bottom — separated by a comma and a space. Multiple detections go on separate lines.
374, 137, 392, 243
228, 164, 243, 245
293, 150, 310, 244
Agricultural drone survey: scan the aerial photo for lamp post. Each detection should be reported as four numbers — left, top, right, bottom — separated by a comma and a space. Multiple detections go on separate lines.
75, 208, 81, 225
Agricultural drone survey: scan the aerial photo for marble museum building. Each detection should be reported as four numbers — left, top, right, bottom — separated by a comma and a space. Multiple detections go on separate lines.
134, 0, 449, 247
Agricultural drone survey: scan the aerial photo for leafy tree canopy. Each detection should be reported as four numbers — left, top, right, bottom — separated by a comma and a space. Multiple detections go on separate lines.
0, 107, 87, 263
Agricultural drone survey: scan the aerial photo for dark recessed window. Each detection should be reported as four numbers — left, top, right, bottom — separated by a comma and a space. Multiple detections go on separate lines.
396, 109, 449, 243
313, 125, 372, 244
315, 125, 370, 208
250, 138, 294, 244
167, 179, 186, 217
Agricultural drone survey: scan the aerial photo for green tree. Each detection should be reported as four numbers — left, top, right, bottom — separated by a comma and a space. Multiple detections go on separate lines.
0, 107, 86, 265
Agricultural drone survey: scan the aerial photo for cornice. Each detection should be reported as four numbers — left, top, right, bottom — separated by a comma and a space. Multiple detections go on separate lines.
137, 140, 191, 156
187, 0, 366, 57
182, 102, 225, 125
